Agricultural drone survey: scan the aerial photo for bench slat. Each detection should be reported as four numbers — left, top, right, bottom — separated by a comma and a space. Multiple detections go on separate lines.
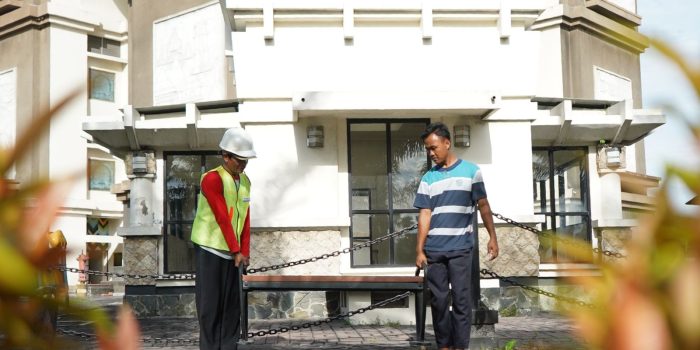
242, 275, 423, 283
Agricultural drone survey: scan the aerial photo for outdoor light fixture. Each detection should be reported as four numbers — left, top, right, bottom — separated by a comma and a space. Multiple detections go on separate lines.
605, 146, 621, 167
453, 125, 470, 147
307, 125, 324, 148
132, 154, 148, 174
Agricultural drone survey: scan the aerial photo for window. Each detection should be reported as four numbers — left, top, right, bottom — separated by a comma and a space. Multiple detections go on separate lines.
89, 159, 115, 190
87, 217, 110, 235
164, 152, 220, 273
532, 148, 591, 262
348, 120, 430, 266
0, 68, 16, 179
89, 69, 115, 102
88, 35, 121, 57
113, 252, 123, 267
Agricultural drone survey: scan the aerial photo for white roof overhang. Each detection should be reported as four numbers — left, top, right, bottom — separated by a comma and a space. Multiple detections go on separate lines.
292, 91, 500, 118
531, 99, 665, 146
82, 100, 241, 152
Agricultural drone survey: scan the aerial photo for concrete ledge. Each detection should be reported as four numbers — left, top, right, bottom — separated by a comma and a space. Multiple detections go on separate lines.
118, 225, 162, 236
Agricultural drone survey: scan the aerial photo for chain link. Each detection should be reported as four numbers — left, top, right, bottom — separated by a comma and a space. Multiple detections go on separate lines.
246, 291, 412, 338
480, 269, 595, 308
52, 266, 196, 280
247, 224, 417, 274
492, 212, 626, 259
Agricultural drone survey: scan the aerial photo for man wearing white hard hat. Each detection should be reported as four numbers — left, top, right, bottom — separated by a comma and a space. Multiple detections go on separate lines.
191, 127, 256, 349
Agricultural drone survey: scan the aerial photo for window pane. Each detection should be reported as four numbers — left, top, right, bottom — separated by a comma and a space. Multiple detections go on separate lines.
553, 150, 586, 213
391, 123, 428, 209
103, 38, 121, 57
351, 214, 371, 238
392, 213, 418, 265
205, 154, 221, 173
89, 159, 115, 190
532, 150, 550, 214
166, 155, 202, 221
351, 214, 389, 265
166, 223, 195, 273
88, 35, 102, 54
350, 124, 388, 210
555, 215, 589, 242
539, 216, 555, 263
89, 69, 115, 102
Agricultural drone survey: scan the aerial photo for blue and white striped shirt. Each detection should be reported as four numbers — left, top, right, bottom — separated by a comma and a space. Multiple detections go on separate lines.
413, 159, 487, 251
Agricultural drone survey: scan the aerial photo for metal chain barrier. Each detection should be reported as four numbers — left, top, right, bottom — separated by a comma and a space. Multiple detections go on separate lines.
246, 291, 412, 338
246, 224, 418, 274
54, 213, 607, 342
492, 212, 626, 259
56, 292, 411, 343
480, 268, 595, 309
53, 266, 195, 280
53, 224, 418, 279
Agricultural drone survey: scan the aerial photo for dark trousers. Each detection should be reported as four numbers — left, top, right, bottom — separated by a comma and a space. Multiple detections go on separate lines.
195, 245, 240, 350
425, 248, 473, 349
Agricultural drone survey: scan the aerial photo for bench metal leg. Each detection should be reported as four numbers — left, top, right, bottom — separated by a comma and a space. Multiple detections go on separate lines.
241, 290, 249, 342
415, 291, 424, 341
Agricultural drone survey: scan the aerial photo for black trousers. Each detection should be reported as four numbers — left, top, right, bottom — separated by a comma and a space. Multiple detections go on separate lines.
425, 248, 473, 349
195, 245, 240, 350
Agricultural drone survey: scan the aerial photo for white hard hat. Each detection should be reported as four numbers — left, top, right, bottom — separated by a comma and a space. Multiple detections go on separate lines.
219, 127, 256, 159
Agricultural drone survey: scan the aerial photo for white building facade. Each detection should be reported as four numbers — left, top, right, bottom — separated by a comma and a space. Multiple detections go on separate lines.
82, 0, 663, 322
0, 0, 129, 292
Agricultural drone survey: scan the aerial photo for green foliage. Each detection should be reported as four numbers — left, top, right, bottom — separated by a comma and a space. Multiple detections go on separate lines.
0, 92, 139, 349
552, 40, 700, 350
499, 304, 517, 317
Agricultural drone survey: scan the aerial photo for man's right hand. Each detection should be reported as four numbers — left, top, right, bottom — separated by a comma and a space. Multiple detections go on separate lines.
416, 252, 427, 269
234, 252, 248, 267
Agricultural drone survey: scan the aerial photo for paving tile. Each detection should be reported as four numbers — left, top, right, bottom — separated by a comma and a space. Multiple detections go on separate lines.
56, 297, 584, 350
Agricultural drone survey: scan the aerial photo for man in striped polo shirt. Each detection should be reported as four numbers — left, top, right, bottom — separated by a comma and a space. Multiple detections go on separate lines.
414, 122, 499, 350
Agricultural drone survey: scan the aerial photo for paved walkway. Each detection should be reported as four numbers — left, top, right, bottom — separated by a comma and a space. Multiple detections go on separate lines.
57, 296, 584, 349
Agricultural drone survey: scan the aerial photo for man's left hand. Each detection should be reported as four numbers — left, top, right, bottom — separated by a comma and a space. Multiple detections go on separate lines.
234, 253, 249, 267
487, 238, 499, 260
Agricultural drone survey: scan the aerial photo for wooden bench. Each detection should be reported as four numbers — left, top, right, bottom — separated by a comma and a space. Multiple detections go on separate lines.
239, 271, 429, 343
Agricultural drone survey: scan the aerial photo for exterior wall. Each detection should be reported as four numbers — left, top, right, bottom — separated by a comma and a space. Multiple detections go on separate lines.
0, 21, 50, 184
595, 226, 631, 262
128, 0, 220, 107
244, 118, 348, 228
0, 1, 128, 289
48, 25, 88, 197
562, 28, 643, 108
536, 27, 565, 98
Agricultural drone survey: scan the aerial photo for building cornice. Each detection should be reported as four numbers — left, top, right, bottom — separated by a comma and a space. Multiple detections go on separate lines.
224, 0, 549, 33
0, 2, 127, 41
530, 4, 648, 53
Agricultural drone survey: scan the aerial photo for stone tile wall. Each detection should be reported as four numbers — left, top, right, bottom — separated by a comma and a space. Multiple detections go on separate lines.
124, 237, 158, 285
126, 294, 196, 317
478, 225, 540, 277
250, 230, 341, 275
247, 230, 343, 319
597, 227, 631, 262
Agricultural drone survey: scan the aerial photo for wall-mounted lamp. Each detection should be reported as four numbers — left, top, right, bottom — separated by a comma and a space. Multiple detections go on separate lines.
605, 146, 621, 167
453, 125, 470, 148
307, 125, 324, 148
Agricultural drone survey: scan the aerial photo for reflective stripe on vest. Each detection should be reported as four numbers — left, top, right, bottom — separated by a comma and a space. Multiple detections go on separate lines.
190, 166, 251, 252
